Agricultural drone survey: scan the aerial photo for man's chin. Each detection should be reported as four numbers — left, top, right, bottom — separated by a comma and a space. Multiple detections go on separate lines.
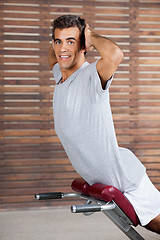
58, 62, 73, 70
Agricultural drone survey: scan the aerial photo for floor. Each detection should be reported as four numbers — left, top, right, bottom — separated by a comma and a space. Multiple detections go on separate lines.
0, 208, 159, 240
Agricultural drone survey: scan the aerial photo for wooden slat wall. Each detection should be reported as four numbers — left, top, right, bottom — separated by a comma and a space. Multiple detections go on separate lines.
0, 0, 160, 210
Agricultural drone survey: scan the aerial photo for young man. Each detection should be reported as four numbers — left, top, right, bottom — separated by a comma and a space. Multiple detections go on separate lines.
48, 15, 160, 234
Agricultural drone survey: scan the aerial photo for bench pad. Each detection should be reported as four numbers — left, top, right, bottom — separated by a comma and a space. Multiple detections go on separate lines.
71, 178, 140, 226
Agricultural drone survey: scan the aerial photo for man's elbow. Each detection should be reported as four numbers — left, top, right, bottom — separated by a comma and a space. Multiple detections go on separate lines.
113, 46, 124, 66
49, 63, 54, 70
48, 57, 56, 70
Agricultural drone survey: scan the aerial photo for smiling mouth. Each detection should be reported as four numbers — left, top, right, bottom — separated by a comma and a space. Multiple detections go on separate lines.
59, 55, 71, 60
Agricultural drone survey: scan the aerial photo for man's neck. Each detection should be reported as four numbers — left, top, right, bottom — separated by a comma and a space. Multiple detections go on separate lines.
60, 58, 86, 82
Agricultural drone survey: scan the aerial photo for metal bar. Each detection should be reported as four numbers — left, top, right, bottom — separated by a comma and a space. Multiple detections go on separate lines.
102, 210, 145, 240
71, 202, 115, 213
35, 191, 145, 240
63, 193, 81, 198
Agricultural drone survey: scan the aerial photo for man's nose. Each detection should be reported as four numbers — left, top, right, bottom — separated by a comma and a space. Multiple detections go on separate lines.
60, 42, 67, 51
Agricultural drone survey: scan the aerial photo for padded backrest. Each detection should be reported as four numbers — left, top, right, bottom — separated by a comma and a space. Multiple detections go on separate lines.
89, 183, 140, 226
71, 178, 90, 196
71, 178, 140, 227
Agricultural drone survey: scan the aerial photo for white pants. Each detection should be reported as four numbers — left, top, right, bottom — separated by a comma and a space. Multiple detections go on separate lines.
124, 172, 160, 226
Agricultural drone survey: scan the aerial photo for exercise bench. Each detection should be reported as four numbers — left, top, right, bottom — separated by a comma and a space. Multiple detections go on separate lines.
35, 177, 145, 240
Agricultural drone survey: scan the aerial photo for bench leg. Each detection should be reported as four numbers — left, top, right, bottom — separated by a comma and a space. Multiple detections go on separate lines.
103, 210, 145, 240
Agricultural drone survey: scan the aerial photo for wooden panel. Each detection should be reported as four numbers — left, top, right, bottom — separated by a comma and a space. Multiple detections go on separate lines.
0, 0, 160, 210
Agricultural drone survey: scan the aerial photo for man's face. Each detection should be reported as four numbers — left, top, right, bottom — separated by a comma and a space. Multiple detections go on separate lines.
53, 27, 84, 70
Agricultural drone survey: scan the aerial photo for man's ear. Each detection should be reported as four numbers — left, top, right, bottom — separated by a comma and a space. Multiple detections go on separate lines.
81, 47, 87, 53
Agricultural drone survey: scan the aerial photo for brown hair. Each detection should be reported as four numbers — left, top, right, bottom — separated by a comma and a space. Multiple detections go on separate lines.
51, 15, 86, 51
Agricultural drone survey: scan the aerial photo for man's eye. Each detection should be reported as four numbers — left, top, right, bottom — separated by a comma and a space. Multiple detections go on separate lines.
68, 41, 74, 44
55, 41, 61, 44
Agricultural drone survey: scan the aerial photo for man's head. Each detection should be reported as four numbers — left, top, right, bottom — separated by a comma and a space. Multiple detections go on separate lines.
51, 15, 87, 71
51, 15, 86, 51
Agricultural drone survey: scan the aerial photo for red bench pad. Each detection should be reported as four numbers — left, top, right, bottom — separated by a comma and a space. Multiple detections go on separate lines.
71, 178, 140, 227
71, 178, 90, 196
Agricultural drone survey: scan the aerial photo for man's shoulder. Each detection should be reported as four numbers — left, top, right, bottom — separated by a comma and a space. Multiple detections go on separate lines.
79, 60, 97, 75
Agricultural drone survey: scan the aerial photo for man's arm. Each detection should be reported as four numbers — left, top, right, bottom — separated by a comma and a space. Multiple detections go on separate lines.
85, 24, 124, 89
48, 43, 57, 70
